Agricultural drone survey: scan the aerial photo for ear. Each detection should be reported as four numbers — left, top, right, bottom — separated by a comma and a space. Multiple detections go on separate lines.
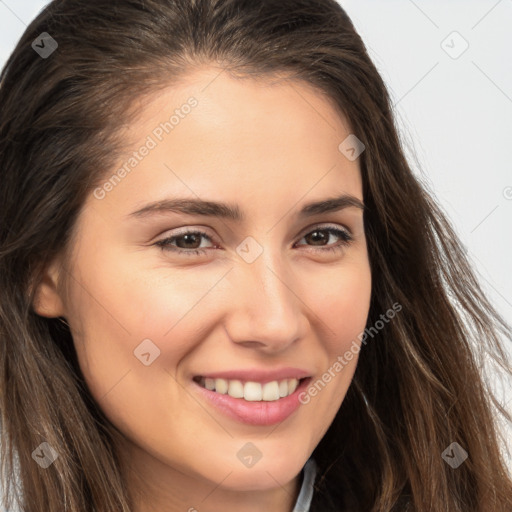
31, 257, 67, 318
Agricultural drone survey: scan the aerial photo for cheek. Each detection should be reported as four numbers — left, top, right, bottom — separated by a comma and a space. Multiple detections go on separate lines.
64, 247, 224, 396
299, 260, 371, 416
310, 258, 372, 351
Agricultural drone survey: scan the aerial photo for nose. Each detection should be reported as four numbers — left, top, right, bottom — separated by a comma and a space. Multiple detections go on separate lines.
223, 248, 307, 354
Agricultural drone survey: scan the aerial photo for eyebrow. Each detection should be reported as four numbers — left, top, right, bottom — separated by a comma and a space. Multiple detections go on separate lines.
128, 194, 365, 221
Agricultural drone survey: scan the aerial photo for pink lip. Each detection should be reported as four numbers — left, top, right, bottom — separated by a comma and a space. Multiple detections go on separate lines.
192, 375, 312, 426
195, 367, 311, 384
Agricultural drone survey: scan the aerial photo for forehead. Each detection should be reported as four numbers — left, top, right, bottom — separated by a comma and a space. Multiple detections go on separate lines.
86, 67, 363, 221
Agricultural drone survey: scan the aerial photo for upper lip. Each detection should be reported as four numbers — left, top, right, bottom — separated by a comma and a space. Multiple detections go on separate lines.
194, 367, 311, 384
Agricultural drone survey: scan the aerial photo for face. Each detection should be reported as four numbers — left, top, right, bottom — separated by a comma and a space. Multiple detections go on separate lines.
35, 67, 371, 509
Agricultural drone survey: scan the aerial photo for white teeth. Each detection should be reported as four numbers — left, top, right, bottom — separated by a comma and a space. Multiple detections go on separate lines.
199, 377, 301, 401
288, 378, 298, 394
228, 379, 244, 398
215, 378, 228, 394
279, 380, 288, 397
262, 381, 280, 401
243, 382, 262, 401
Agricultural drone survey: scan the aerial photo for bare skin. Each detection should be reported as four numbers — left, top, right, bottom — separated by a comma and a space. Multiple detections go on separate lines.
33, 66, 372, 512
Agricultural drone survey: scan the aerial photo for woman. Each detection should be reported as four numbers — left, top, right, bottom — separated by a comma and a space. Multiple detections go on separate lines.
0, 0, 511, 510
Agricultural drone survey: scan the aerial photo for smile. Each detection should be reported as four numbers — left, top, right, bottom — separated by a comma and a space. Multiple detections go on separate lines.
194, 376, 302, 401
192, 372, 312, 426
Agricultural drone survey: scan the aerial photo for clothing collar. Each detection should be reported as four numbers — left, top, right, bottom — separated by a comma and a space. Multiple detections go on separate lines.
292, 458, 317, 512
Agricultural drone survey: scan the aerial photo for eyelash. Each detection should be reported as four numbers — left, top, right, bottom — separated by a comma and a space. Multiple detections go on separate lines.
154, 225, 354, 257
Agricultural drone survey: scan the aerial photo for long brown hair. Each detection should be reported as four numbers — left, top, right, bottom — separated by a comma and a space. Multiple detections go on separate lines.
1, 1, 511, 510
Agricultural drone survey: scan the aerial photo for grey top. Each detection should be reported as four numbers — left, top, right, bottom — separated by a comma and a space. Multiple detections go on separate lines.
292, 458, 317, 512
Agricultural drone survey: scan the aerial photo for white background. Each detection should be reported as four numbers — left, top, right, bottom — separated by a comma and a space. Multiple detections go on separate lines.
0, 0, 511, 499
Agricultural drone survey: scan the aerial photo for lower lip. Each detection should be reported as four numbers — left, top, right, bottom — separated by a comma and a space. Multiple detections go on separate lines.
193, 378, 311, 426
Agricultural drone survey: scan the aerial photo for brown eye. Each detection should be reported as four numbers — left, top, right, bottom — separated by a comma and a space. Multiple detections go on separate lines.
155, 230, 213, 256
295, 226, 353, 253
154, 225, 353, 258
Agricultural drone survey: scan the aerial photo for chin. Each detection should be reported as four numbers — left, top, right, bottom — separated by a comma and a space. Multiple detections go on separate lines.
202, 455, 306, 492
217, 466, 300, 492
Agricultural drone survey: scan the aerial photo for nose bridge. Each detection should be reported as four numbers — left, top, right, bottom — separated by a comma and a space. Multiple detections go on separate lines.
226, 242, 304, 348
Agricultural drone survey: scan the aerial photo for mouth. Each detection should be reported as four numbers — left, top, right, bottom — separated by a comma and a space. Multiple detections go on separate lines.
193, 375, 308, 402
190, 368, 312, 426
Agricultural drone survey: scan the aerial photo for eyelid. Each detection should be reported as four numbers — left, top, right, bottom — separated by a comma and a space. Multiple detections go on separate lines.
154, 222, 354, 257
155, 222, 352, 244
297, 222, 353, 238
